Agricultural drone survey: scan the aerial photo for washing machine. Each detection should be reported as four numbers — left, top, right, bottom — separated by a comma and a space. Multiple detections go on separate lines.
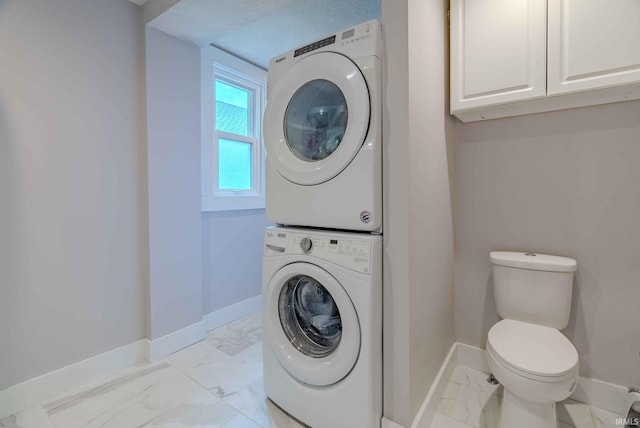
263, 20, 382, 232
262, 226, 382, 428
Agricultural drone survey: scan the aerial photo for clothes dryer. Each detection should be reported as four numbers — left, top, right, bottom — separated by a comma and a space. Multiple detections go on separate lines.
264, 20, 382, 232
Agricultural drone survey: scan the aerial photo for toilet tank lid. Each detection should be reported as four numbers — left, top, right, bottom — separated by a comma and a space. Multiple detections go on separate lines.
490, 251, 577, 272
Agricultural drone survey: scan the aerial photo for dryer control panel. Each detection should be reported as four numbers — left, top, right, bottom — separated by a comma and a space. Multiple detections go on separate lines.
264, 228, 374, 274
267, 19, 382, 79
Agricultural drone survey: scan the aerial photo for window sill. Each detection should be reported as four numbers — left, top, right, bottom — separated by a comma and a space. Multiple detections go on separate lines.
201, 195, 265, 212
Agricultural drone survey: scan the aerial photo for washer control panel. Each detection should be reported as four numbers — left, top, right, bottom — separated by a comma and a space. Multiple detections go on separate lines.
264, 228, 372, 274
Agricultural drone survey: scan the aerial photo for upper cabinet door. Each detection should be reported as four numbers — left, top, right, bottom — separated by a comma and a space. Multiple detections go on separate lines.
450, 0, 547, 112
548, 0, 640, 96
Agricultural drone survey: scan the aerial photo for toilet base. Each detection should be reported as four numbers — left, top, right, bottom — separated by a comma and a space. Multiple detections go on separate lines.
500, 389, 558, 428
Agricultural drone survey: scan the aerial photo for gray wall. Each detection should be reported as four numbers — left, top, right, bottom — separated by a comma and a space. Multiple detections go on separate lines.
202, 210, 271, 314
0, 0, 146, 389
382, 1, 412, 421
407, 0, 456, 417
0, 0, 277, 392
382, 0, 456, 425
455, 100, 640, 388
145, 25, 266, 327
146, 27, 203, 339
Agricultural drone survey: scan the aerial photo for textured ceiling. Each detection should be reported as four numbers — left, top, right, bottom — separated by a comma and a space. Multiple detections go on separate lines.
148, 0, 381, 69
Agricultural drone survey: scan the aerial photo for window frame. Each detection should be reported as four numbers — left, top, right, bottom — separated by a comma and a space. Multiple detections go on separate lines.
201, 47, 266, 212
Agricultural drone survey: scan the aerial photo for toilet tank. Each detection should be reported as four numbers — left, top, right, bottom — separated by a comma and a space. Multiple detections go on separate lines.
490, 251, 577, 330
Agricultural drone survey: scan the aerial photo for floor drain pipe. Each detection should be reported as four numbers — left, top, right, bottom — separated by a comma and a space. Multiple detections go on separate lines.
486, 373, 499, 385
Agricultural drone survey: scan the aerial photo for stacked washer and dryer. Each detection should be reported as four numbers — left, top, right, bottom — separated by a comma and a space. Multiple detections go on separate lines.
261, 20, 383, 428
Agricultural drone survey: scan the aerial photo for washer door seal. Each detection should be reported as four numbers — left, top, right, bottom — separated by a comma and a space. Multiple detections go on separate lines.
265, 262, 361, 386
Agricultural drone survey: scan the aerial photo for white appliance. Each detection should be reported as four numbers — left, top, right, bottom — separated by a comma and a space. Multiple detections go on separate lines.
262, 226, 382, 428
487, 251, 579, 428
263, 20, 382, 232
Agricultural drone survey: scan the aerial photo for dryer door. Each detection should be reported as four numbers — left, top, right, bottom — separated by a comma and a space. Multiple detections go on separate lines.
265, 262, 361, 386
264, 52, 370, 185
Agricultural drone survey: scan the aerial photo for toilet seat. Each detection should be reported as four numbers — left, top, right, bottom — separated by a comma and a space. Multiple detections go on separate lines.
487, 319, 579, 382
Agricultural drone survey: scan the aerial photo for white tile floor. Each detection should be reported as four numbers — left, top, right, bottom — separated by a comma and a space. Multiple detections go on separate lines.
0, 312, 307, 428
1, 315, 625, 428
430, 366, 624, 428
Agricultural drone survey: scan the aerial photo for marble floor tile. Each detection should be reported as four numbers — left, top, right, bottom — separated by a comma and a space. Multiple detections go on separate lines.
141, 391, 241, 427
0, 406, 53, 428
435, 365, 626, 428
232, 341, 263, 368
2, 312, 319, 428
223, 377, 268, 424
558, 399, 622, 428
44, 363, 211, 428
260, 400, 309, 428
436, 366, 501, 428
430, 413, 476, 428
165, 340, 262, 399
221, 413, 262, 428
224, 378, 307, 428
206, 311, 263, 356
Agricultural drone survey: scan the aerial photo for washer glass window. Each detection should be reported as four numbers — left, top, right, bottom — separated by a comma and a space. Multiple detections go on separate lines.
284, 79, 348, 162
278, 274, 342, 358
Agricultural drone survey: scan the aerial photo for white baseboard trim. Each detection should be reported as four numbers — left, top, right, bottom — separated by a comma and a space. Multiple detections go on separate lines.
572, 375, 634, 417
0, 339, 147, 420
0, 298, 263, 420
410, 342, 634, 427
203, 294, 262, 332
382, 417, 406, 428
453, 342, 634, 417
455, 342, 489, 373
411, 343, 458, 428
145, 320, 206, 363
147, 295, 262, 362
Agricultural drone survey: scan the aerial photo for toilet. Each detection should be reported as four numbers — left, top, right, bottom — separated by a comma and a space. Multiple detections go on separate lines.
487, 251, 579, 428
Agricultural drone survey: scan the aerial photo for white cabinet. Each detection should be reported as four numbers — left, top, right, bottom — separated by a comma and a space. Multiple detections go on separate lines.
451, 0, 640, 122
547, 0, 640, 95
450, 0, 547, 111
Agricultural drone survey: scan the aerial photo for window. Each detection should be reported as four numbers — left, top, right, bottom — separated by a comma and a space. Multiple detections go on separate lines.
214, 71, 259, 192
201, 48, 266, 211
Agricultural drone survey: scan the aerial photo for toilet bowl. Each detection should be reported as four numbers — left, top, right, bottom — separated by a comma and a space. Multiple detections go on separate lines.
487, 319, 579, 427
488, 252, 579, 428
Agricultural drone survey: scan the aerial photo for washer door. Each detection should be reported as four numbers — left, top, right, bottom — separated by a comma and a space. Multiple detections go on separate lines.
265, 262, 361, 386
264, 52, 370, 185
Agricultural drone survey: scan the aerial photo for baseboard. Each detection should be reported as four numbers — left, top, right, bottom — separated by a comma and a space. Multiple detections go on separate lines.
145, 320, 206, 363
572, 375, 636, 417
454, 342, 634, 417
382, 417, 406, 428
455, 342, 489, 373
203, 294, 262, 332
410, 342, 458, 428
147, 295, 262, 362
0, 339, 147, 420
0, 298, 263, 420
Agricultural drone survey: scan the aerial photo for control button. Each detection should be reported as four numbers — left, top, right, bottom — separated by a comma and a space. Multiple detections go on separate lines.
300, 237, 313, 253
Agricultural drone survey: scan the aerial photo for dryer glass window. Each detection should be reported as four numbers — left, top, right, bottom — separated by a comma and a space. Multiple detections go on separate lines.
278, 274, 342, 358
284, 80, 348, 162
